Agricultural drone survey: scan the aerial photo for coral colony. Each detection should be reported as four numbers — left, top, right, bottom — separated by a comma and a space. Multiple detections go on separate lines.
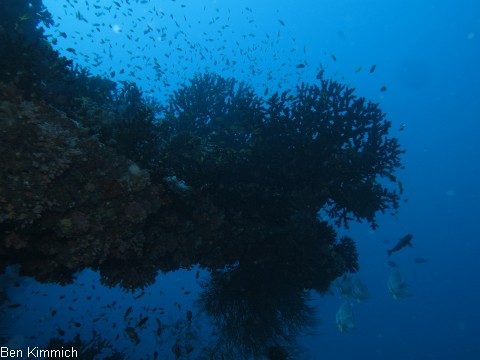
1, 0, 405, 358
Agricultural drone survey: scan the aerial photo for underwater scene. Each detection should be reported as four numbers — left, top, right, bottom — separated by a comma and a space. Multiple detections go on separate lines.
1, 0, 479, 359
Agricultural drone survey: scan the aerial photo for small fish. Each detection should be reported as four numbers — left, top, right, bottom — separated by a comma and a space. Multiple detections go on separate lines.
316, 67, 325, 79
398, 181, 404, 194
135, 316, 149, 328
399, 124, 406, 131
380, 85, 387, 92
355, 66, 362, 73
387, 234, 413, 256
66, 48, 77, 55
8, 304, 21, 309
125, 326, 140, 344
414, 257, 428, 264
331, 54, 337, 61
296, 63, 305, 69
387, 260, 399, 268
156, 318, 162, 336
369, 64, 376, 73
155, 318, 162, 336
278, 19, 285, 26
124, 306, 132, 321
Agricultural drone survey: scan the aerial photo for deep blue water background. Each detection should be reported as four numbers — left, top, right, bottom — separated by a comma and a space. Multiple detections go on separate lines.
4, 0, 480, 359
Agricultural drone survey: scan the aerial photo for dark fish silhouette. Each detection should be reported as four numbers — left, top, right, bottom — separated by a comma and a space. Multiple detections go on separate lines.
125, 326, 140, 345
316, 67, 325, 79
414, 257, 428, 264
387, 234, 413, 256
135, 316, 149, 328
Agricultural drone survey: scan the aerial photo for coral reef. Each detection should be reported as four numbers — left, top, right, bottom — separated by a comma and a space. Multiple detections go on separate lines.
0, 83, 234, 289
1, 0, 404, 293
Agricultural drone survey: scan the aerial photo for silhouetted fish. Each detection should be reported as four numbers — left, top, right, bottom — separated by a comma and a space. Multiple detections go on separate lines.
387, 234, 413, 256
414, 257, 428, 264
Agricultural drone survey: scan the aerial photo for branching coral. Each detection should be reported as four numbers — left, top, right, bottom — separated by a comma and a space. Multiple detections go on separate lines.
161, 73, 403, 230
197, 263, 317, 359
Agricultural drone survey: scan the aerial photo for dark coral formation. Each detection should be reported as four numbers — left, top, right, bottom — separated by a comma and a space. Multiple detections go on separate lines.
160, 73, 403, 229
0, 83, 232, 289
197, 262, 318, 358
0, 0, 404, 292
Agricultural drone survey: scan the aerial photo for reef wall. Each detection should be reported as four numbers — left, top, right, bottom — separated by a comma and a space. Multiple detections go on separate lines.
0, 0, 404, 291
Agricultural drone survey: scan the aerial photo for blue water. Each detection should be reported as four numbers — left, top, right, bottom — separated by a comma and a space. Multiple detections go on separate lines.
3, 0, 480, 359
